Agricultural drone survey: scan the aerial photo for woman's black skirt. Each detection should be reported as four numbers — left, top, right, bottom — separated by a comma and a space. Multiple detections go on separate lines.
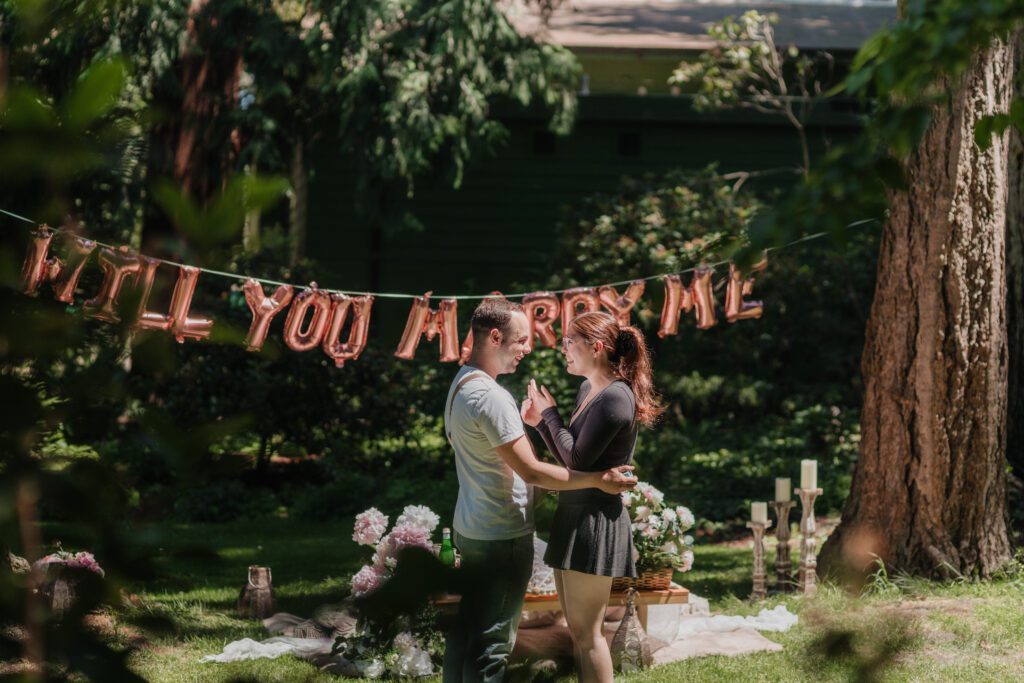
543, 488, 636, 577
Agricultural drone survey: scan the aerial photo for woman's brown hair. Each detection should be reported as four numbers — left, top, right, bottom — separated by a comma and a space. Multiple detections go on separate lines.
569, 311, 665, 428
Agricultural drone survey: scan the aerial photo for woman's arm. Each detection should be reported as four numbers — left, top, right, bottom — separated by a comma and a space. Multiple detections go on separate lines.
535, 419, 566, 467
528, 380, 588, 468
540, 384, 633, 470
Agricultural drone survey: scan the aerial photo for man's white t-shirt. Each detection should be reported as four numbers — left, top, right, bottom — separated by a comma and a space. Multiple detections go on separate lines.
445, 365, 535, 541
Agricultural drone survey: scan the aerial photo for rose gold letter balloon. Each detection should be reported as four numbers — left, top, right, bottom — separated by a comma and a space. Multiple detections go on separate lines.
323, 293, 374, 367
395, 293, 433, 360
522, 292, 560, 352
725, 260, 767, 322
133, 257, 173, 332
433, 299, 460, 363
598, 280, 645, 326
21, 226, 96, 303
242, 279, 294, 351
83, 246, 143, 322
21, 226, 57, 296
659, 275, 684, 338
690, 266, 717, 330
283, 283, 332, 352
167, 266, 214, 342
561, 287, 601, 337
52, 236, 97, 303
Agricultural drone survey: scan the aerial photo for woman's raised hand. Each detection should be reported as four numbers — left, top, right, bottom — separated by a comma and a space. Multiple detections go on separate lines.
528, 378, 557, 414
520, 395, 542, 427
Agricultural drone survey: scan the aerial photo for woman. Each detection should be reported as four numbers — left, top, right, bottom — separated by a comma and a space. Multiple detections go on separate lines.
520, 310, 664, 683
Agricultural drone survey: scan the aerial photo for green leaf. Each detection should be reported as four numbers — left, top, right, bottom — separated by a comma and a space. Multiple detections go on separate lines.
151, 180, 203, 240
63, 59, 128, 130
974, 113, 1010, 152
242, 176, 290, 213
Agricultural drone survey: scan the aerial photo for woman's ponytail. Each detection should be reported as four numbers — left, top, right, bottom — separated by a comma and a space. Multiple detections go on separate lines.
614, 326, 664, 428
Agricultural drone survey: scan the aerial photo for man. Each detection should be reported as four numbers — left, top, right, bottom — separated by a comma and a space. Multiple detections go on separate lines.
442, 298, 637, 683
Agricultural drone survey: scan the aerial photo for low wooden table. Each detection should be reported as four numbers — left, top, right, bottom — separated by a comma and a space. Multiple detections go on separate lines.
437, 585, 689, 632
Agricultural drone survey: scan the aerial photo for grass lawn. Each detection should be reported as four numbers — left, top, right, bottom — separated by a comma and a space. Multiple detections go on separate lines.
118, 519, 1024, 682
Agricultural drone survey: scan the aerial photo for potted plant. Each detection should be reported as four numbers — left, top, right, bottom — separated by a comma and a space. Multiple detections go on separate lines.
615, 482, 695, 591
32, 549, 105, 616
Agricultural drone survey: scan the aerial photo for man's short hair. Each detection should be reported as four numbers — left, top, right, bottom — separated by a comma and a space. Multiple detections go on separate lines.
471, 298, 524, 341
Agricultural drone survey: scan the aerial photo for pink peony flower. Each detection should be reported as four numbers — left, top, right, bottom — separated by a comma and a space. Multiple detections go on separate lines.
353, 508, 389, 547
373, 523, 433, 569
351, 564, 387, 597
642, 525, 660, 539
675, 506, 696, 529
395, 505, 439, 534
32, 551, 104, 577
677, 550, 695, 572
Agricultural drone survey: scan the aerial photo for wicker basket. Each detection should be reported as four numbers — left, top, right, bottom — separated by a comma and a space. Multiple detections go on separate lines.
612, 567, 673, 592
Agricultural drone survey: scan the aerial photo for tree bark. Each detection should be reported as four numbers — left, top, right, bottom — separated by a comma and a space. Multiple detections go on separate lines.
1007, 34, 1024, 537
821, 37, 1014, 578
243, 159, 261, 253
288, 140, 307, 266
142, 0, 242, 254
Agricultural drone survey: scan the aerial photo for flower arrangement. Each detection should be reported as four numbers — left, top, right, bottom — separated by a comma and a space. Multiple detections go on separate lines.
32, 550, 105, 577
622, 482, 696, 574
338, 505, 445, 678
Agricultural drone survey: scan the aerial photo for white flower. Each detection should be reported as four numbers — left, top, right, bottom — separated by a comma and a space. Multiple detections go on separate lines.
634, 505, 651, 521
662, 508, 677, 523
637, 482, 664, 506
675, 506, 695, 529
394, 644, 433, 677
393, 632, 417, 651
660, 542, 677, 555
647, 514, 662, 531
357, 658, 386, 679
395, 505, 440, 534
642, 526, 660, 539
683, 535, 694, 547
676, 550, 695, 572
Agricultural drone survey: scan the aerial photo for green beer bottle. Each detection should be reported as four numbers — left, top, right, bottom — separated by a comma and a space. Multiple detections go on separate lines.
439, 527, 456, 567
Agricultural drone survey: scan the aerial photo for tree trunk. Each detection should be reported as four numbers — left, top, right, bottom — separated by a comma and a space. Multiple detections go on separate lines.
1006, 34, 1024, 538
243, 160, 262, 253
142, 0, 242, 254
288, 140, 307, 266
820, 37, 1014, 578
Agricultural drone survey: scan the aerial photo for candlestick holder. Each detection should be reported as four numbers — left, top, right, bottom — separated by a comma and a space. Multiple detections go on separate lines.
795, 487, 823, 596
746, 519, 772, 601
770, 501, 796, 591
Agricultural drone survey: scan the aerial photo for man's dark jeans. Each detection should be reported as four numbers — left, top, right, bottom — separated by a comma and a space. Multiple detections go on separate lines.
442, 531, 534, 683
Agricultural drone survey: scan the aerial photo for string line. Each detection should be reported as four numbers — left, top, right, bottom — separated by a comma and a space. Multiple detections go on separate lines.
3, 207, 879, 300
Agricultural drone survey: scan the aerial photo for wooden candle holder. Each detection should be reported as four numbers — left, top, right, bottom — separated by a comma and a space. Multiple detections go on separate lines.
795, 488, 823, 596
770, 500, 796, 591
746, 519, 772, 601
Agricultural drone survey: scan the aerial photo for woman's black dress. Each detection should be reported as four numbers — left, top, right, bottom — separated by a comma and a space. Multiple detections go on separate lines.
536, 379, 637, 577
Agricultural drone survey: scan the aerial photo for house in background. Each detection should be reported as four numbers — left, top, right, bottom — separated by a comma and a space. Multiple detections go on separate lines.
305, 0, 896, 337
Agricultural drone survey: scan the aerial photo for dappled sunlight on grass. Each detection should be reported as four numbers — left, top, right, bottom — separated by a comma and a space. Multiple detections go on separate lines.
121, 522, 1024, 682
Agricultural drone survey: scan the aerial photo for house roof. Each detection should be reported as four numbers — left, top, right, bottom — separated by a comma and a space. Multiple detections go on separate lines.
505, 1, 898, 53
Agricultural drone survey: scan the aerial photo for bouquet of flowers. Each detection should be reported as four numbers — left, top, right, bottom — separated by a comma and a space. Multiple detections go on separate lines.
32, 550, 105, 577
338, 504, 445, 679
622, 482, 696, 574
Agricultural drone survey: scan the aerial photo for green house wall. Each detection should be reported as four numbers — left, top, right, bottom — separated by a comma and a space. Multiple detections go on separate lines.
305, 94, 864, 339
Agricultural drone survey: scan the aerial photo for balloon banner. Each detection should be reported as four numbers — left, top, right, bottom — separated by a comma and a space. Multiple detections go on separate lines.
16, 224, 770, 367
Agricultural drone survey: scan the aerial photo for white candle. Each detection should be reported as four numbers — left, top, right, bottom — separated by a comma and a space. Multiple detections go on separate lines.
751, 502, 768, 524
800, 460, 818, 490
775, 478, 791, 502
